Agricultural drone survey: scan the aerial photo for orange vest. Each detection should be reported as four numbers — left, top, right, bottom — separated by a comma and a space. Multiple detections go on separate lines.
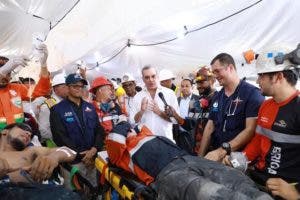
106, 125, 155, 185
0, 76, 50, 129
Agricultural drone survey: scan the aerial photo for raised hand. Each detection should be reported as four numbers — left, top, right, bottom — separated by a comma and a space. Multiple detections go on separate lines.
0, 55, 29, 76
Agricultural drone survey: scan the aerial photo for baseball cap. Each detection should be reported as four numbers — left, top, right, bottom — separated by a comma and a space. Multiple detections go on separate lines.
65, 73, 88, 85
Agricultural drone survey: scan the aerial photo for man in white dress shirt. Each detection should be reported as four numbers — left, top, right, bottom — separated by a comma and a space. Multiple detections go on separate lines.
129, 66, 179, 142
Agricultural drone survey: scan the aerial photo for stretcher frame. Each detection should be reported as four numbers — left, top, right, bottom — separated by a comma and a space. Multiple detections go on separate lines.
95, 151, 136, 200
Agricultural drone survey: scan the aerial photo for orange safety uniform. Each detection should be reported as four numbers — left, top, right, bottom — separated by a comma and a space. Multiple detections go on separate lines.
0, 76, 50, 129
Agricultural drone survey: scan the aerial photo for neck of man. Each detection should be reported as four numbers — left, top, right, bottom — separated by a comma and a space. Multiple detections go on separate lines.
68, 95, 81, 106
0, 140, 15, 152
148, 88, 157, 99
183, 92, 191, 98
224, 76, 240, 96
273, 85, 297, 103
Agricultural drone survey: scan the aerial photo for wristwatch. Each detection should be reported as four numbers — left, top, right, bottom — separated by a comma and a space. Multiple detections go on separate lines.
221, 142, 231, 155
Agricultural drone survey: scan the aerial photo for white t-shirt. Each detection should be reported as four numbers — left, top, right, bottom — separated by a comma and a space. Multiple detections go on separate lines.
129, 86, 179, 142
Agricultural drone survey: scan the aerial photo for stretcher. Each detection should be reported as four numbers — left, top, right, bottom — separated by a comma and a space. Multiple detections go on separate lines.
96, 151, 151, 200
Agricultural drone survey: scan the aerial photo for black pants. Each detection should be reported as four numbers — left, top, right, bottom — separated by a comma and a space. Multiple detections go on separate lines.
152, 155, 273, 200
0, 182, 81, 200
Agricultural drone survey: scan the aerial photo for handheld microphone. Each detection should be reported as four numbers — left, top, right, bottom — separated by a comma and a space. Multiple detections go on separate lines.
158, 92, 168, 106
158, 92, 177, 124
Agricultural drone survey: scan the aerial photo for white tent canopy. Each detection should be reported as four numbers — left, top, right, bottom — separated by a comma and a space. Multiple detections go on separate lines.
1, 0, 300, 83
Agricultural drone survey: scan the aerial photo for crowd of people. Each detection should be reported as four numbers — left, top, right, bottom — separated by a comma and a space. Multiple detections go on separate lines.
0, 43, 299, 200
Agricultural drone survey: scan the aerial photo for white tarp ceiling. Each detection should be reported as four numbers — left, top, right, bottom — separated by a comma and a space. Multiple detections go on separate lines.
1, 0, 300, 83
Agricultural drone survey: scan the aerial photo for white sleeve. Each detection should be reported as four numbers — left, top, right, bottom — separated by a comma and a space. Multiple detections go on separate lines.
129, 95, 140, 125
37, 104, 53, 141
169, 91, 180, 113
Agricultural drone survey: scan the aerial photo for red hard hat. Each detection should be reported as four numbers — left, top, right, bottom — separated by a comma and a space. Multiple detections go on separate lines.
89, 76, 112, 93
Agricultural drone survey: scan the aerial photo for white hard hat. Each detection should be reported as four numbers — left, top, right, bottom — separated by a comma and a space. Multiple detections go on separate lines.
256, 44, 296, 74
159, 69, 175, 81
52, 73, 66, 87
121, 73, 135, 84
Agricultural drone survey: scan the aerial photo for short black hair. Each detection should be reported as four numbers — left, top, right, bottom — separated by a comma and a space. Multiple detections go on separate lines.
141, 65, 156, 76
3, 123, 32, 135
210, 53, 236, 70
283, 70, 299, 86
265, 70, 298, 86
0, 56, 9, 67
181, 78, 193, 85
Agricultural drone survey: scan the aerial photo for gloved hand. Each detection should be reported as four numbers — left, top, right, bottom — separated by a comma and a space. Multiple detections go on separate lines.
0, 55, 29, 76
229, 152, 249, 172
35, 43, 48, 67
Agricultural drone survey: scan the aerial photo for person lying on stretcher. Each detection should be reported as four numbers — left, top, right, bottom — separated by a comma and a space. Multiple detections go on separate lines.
106, 121, 273, 200
0, 123, 80, 200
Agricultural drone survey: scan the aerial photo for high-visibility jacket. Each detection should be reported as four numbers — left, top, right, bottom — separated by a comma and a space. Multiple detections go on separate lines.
0, 76, 50, 129
244, 91, 300, 185
106, 125, 186, 185
92, 100, 123, 136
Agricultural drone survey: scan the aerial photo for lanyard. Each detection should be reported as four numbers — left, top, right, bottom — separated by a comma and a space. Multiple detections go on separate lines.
219, 81, 242, 132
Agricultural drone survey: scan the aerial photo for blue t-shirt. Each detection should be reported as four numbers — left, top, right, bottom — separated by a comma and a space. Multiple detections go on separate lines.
209, 80, 264, 149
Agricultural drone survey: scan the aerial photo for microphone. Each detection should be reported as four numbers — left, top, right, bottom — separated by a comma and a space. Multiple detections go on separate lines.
158, 92, 177, 124
158, 92, 168, 106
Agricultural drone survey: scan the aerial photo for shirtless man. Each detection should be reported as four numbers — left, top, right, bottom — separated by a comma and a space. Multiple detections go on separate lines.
0, 123, 80, 200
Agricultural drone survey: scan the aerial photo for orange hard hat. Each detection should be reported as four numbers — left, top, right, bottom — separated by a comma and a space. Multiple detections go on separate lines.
89, 76, 112, 93
195, 66, 213, 82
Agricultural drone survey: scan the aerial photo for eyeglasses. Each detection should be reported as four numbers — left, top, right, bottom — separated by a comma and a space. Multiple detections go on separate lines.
69, 84, 84, 89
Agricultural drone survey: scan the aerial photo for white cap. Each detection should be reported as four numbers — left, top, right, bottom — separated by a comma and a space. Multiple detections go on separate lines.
256, 44, 295, 74
121, 73, 135, 84
52, 73, 66, 87
159, 69, 175, 81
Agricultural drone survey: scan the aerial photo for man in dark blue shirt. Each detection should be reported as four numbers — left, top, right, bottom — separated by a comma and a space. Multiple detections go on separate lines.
199, 53, 264, 161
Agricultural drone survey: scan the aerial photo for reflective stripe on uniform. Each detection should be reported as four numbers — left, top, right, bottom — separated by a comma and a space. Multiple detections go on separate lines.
101, 115, 119, 122
107, 133, 126, 144
129, 136, 156, 156
44, 98, 57, 109
256, 125, 300, 144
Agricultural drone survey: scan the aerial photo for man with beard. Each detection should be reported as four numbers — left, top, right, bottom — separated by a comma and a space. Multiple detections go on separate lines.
193, 66, 218, 154
0, 123, 80, 200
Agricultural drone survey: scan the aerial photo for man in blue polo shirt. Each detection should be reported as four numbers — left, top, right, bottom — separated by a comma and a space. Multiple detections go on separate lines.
199, 53, 264, 162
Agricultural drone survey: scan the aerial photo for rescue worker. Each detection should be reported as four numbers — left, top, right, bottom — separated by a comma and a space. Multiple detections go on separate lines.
0, 45, 51, 130
199, 53, 265, 161
194, 66, 218, 154
38, 73, 68, 145
121, 73, 137, 118
159, 68, 180, 96
89, 76, 125, 136
106, 121, 272, 200
223, 44, 300, 200
50, 73, 105, 189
